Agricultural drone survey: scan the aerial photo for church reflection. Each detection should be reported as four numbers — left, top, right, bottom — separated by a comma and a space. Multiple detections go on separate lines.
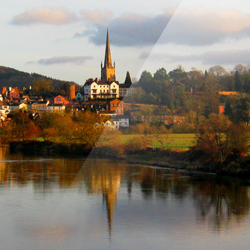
0, 146, 250, 237
80, 159, 125, 239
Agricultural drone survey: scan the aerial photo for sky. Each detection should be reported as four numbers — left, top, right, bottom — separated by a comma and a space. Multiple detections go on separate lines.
2, 0, 250, 85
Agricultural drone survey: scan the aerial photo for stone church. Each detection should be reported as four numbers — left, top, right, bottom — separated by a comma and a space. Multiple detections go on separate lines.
83, 29, 132, 101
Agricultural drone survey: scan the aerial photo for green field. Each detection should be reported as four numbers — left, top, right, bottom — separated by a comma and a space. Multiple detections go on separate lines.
36, 133, 197, 150
118, 134, 196, 150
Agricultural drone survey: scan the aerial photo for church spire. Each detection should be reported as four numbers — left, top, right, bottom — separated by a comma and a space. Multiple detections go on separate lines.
104, 28, 112, 67
101, 28, 116, 82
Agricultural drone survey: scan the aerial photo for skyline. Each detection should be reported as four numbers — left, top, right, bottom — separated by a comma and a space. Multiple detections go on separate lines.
2, 0, 250, 85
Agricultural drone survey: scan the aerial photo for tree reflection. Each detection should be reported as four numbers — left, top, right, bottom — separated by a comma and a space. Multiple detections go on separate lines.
0, 151, 84, 193
135, 168, 190, 201
1, 145, 250, 236
191, 176, 250, 231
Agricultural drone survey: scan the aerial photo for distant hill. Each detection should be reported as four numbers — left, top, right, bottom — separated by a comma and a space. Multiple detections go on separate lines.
0, 66, 78, 91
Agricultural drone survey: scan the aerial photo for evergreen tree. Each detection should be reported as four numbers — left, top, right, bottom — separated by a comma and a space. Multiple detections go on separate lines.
224, 102, 233, 120
234, 70, 242, 92
243, 75, 250, 93
138, 71, 153, 94
153, 68, 169, 81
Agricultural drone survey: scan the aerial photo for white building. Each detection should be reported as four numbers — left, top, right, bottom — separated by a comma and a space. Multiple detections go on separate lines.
104, 120, 120, 130
112, 115, 129, 129
83, 78, 119, 101
47, 104, 65, 112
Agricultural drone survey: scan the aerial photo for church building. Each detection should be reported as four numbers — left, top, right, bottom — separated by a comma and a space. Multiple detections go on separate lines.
83, 29, 132, 101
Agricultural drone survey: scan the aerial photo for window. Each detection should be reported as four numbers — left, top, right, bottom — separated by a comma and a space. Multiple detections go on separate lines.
112, 89, 116, 93
58, 97, 61, 101
93, 90, 97, 93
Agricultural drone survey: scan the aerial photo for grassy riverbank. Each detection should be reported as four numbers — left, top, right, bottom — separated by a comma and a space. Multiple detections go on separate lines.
117, 134, 196, 150
8, 132, 250, 178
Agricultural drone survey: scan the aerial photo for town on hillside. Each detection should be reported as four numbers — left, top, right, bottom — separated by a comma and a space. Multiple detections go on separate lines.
1, 30, 250, 132
0, 29, 134, 131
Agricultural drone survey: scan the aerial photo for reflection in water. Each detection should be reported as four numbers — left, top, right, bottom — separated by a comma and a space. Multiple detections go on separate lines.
191, 176, 250, 231
1, 147, 250, 249
80, 160, 125, 239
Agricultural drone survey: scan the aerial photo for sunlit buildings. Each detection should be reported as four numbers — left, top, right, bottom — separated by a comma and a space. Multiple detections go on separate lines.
83, 29, 132, 101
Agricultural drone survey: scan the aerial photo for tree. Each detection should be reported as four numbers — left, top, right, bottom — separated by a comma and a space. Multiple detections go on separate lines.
72, 111, 107, 149
234, 64, 247, 74
236, 96, 250, 125
138, 71, 153, 93
36, 112, 59, 141
234, 70, 243, 92
194, 114, 249, 172
153, 68, 169, 81
168, 65, 187, 83
208, 65, 227, 79
31, 77, 54, 96
148, 125, 173, 151
224, 102, 233, 120
0, 112, 40, 142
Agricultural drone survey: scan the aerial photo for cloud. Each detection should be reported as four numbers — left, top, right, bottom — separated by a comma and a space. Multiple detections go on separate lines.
75, 8, 250, 47
160, 9, 250, 46
80, 9, 113, 24
74, 10, 175, 46
200, 50, 250, 65
140, 49, 250, 65
11, 7, 78, 25
28, 56, 92, 65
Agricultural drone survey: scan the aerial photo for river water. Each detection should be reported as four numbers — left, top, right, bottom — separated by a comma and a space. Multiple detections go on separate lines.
0, 147, 250, 250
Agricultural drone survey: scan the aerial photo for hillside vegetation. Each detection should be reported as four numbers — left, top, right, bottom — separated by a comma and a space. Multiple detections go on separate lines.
0, 66, 77, 90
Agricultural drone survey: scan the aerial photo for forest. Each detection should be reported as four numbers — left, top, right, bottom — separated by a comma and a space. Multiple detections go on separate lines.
126, 64, 250, 124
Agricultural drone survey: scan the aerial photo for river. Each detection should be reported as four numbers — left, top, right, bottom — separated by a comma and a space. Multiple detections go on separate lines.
0, 147, 250, 250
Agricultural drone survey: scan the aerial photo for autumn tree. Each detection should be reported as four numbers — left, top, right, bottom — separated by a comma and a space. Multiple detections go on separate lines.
193, 114, 249, 172
31, 77, 54, 96
0, 112, 40, 142
72, 111, 107, 149
36, 112, 59, 141
148, 125, 173, 151
53, 115, 76, 145
208, 65, 227, 79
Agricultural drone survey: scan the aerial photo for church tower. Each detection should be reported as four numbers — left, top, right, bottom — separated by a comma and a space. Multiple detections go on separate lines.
101, 29, 116, 82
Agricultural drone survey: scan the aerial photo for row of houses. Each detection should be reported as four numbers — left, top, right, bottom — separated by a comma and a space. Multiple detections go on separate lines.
0, 92, 130, 130
0, 100, 66, 120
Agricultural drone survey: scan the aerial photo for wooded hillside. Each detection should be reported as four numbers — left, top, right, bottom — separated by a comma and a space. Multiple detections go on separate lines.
0, 66, 78, 90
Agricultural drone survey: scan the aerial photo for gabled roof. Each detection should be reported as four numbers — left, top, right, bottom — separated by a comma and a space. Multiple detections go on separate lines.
84, 79, 119, 86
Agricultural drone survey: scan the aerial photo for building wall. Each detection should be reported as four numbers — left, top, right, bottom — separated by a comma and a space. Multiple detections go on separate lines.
69, 85, 75, 100
9, 89, 20, 100
54, 95, 69, 105
109, 99, 124, 115
101, 66, 115, 82
84, 81, 119, 101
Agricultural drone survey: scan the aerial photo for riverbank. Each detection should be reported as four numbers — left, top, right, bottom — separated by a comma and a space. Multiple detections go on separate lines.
8, 141, 250, 177
9, 141, 92, 156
